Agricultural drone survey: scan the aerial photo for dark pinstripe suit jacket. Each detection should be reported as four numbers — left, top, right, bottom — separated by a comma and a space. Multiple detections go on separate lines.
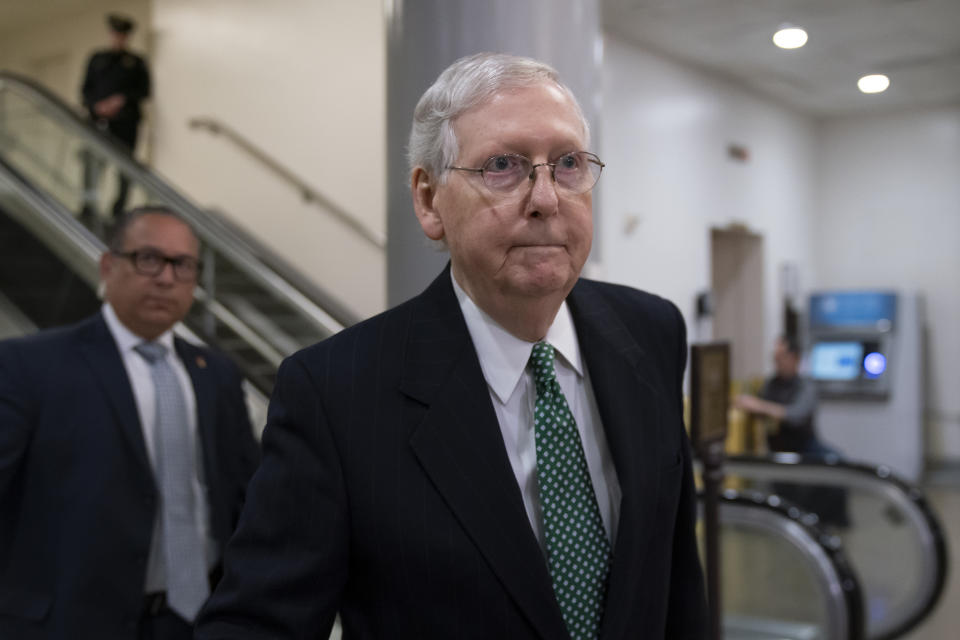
197, 267, 707, 639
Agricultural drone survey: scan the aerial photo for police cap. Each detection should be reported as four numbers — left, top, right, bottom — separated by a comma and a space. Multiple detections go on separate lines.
107, 14, 135, 34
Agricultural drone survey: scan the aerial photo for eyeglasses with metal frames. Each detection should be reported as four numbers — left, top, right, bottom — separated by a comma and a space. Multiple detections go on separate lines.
447, 151, 605, 195
114, 249, 201, 282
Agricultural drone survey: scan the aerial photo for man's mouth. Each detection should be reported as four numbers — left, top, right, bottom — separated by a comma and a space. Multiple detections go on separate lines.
143, 296, 174, 308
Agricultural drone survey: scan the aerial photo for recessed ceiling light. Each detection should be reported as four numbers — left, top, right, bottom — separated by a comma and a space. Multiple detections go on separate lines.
772, 26, 808, 49
857, 74, 890, 94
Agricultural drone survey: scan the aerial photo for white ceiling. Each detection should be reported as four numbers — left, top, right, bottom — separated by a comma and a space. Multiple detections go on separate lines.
2, 0, 958, 117
602, 0, 960, 117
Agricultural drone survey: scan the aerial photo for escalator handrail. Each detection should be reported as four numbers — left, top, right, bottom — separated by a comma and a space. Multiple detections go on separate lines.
188, 116, 386, 250
704, 488, 865, 640
0, 69, 360, 334
726, 453, 949, 640
196, 205, 359, 331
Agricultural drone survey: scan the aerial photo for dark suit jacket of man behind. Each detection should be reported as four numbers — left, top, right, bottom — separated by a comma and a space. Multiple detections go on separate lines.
0, 314, 259, 639
0, 211, 259, 639
197, 267, 705, 639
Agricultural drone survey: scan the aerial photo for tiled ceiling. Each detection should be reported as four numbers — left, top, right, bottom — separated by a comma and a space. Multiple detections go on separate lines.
2, 0, 958, 117
602, 0, 960, 116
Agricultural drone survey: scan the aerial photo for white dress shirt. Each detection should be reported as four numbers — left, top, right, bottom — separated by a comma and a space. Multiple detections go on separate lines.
101, 304, 215, 592
451, 273, 622, 551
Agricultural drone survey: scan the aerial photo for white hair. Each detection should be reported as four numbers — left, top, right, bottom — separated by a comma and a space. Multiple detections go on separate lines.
407, 52, 590, 180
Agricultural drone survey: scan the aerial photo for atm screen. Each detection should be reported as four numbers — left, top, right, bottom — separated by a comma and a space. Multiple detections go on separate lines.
811, 342, 864, 380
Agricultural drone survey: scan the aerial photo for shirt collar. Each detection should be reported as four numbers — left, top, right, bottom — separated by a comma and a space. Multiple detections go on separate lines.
451, 271, 583, 405
101, 303, 176, 355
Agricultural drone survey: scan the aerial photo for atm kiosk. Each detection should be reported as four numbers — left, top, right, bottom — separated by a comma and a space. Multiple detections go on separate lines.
808, 291, 924, 481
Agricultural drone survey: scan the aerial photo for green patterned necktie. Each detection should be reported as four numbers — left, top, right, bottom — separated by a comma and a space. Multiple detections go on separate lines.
530, 341, 611, 640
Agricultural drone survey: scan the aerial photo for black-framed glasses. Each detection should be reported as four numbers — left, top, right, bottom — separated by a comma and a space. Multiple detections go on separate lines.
448, 151, 605, 195
114, 249, 201, 282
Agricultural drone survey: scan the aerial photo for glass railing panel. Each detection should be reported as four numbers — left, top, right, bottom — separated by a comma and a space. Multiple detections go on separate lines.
702, 492, 863, 640
726, 456, 948, 640
843, 488, 928, 636
0, 85, 84, 211
0, 84, 151, 222
723, 524, 828, 631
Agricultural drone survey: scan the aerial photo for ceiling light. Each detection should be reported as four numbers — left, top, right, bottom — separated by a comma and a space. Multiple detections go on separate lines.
858, 74, 890, 94
772, 26, 808, 49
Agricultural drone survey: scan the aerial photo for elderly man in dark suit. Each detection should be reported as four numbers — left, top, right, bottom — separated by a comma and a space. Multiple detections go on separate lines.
196, 53, 706, 639
0, 207, 260, 640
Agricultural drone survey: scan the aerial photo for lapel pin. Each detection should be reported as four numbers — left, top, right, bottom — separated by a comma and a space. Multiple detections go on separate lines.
196, 355, 207, 369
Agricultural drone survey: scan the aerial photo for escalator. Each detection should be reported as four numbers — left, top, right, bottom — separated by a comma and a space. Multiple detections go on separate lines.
723, 454, 949, 640
0, 70, 360, 396
0, 175, 100, 328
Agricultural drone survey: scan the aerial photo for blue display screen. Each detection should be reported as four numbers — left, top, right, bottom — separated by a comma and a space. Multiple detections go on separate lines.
809, 292, 897, 329
811, 342, 864, 381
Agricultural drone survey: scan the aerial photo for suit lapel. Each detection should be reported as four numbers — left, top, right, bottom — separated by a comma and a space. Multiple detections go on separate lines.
567, 282, 668, 640
174, 337, 218, 468
402, 269, 569, 640
77, 314, 152, 477
177, 338, 219, 484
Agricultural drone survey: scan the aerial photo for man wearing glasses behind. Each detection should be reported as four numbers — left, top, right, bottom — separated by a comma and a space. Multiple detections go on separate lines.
0, 207, 259, 640
198, 53, 706, 640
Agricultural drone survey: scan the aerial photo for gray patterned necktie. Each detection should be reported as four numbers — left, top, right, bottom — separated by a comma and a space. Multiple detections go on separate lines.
135, 341, 209, 621
530, 341, 611, 640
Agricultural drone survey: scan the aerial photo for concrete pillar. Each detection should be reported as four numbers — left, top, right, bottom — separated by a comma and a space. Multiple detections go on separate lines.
385, 0, 602, 306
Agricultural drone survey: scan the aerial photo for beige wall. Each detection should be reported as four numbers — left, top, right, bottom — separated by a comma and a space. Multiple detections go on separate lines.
149, 0, 386, 318
0, 0, 152, 153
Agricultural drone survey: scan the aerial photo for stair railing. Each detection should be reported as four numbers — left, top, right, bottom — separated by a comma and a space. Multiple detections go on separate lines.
188, 116, 385, 250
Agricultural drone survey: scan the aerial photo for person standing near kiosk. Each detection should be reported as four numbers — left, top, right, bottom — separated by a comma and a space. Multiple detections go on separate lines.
736, 335, 848, 527
735, 335, 820, 454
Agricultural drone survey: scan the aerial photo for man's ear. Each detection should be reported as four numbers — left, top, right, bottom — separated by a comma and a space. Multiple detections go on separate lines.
98, 251, 113, 281
97, 251, 114, 300
411, 167, 445, 241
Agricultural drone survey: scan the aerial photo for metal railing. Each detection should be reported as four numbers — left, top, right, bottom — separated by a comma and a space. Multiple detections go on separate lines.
724, 454, 949, 640
188, 116, 386, 250
703, 489, 865, 640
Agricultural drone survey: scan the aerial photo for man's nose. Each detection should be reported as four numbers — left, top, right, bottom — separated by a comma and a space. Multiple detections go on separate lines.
153, 261, 177, 284
526, 163, 559, 217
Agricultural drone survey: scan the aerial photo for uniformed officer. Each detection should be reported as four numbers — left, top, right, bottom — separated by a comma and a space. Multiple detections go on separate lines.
81, 14, 151, 219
